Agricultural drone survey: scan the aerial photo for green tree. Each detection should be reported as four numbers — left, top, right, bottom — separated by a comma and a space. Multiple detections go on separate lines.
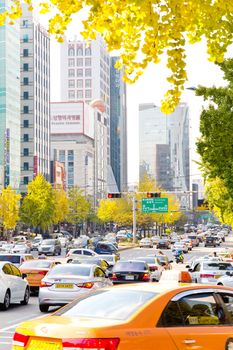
20, 174, 55, 230
2, 1, 233, 113
67, 187, 91, 225
0, 186, 21, 237
196, 59, 233, 198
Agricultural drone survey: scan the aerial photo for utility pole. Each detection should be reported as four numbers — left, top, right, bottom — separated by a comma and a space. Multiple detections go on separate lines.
132, 195, 137, 244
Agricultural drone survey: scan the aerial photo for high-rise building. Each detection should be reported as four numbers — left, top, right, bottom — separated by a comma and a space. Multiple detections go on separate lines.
0, 0, 21, 189
110, 57, 128, 192
20, 5, 50, 193
139, 103, 190, 195
60, 36, 111, 165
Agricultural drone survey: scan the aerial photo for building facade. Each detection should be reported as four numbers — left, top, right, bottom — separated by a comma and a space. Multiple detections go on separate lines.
139, 103, 190, 195
20, 5, 50, 193
0, 0, 21, 189
50, 101, 108, 204
110, 57, 128, 192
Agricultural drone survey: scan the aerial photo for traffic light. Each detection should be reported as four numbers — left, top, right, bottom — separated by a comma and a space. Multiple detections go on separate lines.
147, 192, 161, 198
107, 193, 121, 198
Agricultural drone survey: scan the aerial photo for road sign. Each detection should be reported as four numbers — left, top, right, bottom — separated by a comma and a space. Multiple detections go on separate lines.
142, 198, 168, 213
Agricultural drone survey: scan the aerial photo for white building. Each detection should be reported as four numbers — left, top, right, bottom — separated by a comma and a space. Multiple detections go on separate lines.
51, 101, 108, 204
20, 5, 50, 193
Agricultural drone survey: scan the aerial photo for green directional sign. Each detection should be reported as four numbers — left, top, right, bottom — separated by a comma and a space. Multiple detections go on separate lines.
142, 198, 168, 213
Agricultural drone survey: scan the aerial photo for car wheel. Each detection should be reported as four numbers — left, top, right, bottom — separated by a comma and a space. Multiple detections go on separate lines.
217, 282, 223, 285
195, 278, 198, 283
0, 290, 10, 311
39, 304, 49, 312
21, 287, 30, 305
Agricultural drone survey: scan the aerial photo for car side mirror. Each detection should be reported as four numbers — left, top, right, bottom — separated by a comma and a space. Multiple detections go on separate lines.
169, 260, 173, 263
22, 273, 27, 279
188, 268, 193, 272
186, 265, 190, 268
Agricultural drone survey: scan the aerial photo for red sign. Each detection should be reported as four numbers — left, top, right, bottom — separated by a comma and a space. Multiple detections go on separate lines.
33, 156, 38, 177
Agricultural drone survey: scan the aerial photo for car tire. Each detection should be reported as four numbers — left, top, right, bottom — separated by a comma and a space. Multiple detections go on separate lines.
0, 290, 10, 311
39, 304, 49, 312
21, 287, 30, 305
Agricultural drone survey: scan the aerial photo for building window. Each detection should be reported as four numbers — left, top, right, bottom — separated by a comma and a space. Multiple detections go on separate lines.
68, 69, 75, 77
23, 120, 29, 128
85, 68, 91, 77
23, 134, 29, 142
23, 34, 29, 42
85, 58, 91, 66
85, 79, 91, 88
68, 150, 74, 161
23, 49, 29, 57
77, 69, 83, 77
23, 91, 29, 100
22, 20, 29, 28
59, 150, 65, 163
77, 48, 83, 56
77, 58, 83, 67
68, 90, 75, 100
23, 162, 29, 171
23, 63, 29, 71
68, 58, 75, 67
24, 177, 29, 185
77, 90, 83, 99
23, 77, 29, 85
23, 148, 29, 156
77, 80, 83, 88
68, 80, 75, 88
68, 48, 75, 56
85, 47, 91, 56
23, 106, 29, 114
85, 90, 92, 98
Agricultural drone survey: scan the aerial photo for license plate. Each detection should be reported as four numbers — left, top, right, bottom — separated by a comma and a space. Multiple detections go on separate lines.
55, 284, 73, 288
28, 339, 61, 350
125, 275, 134, 280
214, 275, 221, 279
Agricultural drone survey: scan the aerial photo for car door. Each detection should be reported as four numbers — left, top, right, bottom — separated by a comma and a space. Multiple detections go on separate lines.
190, 262, 201, 282
165, 290, 229, 350
9, 264, 26, 301
2, 263, 19, 302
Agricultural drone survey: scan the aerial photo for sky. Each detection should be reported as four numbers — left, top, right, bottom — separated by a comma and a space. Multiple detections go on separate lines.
37, 7, 232, 187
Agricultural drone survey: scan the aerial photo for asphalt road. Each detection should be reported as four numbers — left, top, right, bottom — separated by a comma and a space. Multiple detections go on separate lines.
1, 235, 233, 350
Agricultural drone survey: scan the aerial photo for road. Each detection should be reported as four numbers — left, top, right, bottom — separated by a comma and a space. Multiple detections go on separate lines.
1, 235, 233, 350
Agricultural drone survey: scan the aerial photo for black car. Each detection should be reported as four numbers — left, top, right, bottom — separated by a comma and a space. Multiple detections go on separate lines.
205, 236, 217, 247
94, 242, 119, 258
109, 260, 151, 284
157, 239, 170, 249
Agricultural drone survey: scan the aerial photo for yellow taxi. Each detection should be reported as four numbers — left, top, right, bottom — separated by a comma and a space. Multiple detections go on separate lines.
13, 283, 233, 350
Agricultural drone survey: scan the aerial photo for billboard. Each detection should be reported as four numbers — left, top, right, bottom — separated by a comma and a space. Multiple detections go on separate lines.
51, 101, 94, 139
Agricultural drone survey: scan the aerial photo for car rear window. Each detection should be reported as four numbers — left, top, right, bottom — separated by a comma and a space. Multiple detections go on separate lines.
0, 255, 20, 264
203, 263, 233, 271
114, 261, 146, 271
55, 289, 157, 320
48, 265, 91, 277
20, 261, 51, 269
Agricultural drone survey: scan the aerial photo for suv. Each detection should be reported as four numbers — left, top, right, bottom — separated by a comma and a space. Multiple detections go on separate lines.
95, 242, 119, 258
205, 236, 217, 247
38, 239, 61, 256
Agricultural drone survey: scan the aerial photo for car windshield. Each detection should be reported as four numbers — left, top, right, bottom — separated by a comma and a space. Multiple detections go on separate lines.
113, 261, 146, 271
0, 255, 20, 263
203, 263, 233, 271
20, 261, 51, 269
55, 289, 157, 320
48, 265, 91, 277
42, 240, 55, 245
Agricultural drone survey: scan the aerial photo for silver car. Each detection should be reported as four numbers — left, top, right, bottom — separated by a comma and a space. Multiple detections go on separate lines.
39, 263, 112, 312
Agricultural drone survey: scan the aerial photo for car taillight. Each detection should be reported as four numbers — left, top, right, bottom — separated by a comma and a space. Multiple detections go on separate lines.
13, 332, 29, 347
62, 338, 120, 350
142, 273, 150, 281
200, 274, 214, 278
38, 271, 47, 275
76, 282, 94, 289
149, 266, 158, 271
111, 273, 118, 280
40, 281, 53, 287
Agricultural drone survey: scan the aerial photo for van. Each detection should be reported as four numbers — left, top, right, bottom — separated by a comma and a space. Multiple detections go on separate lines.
0, 253, 34, 267
187, 234, 199, 247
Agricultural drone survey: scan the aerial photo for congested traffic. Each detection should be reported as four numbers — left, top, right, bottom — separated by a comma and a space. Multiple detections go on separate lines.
1, 224, 233, 349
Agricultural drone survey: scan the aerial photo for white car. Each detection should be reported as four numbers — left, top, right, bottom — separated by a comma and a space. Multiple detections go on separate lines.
135, 256, 163, 281
172, 242, 188, 253
216, 272, 233, 287
139, 238, 153, 248
0, 262, 30, 310
187, 260, 233, 284
66, 248, 98, 263
12, 244, 31, 254
58, 237, 68, 248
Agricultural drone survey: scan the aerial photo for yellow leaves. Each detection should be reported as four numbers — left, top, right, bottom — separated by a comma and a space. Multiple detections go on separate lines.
2, 0, 233, 112
0, 186, 21, 230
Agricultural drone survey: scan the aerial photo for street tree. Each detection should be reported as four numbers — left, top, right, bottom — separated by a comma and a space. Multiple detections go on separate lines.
1, 1, 233, 113
67, 187, 91, 226
52, 187, 69, 225
20, 174, 55, 230
97, 200, 118, 223
196, 59, 233, 199
0, 186, 21, 237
